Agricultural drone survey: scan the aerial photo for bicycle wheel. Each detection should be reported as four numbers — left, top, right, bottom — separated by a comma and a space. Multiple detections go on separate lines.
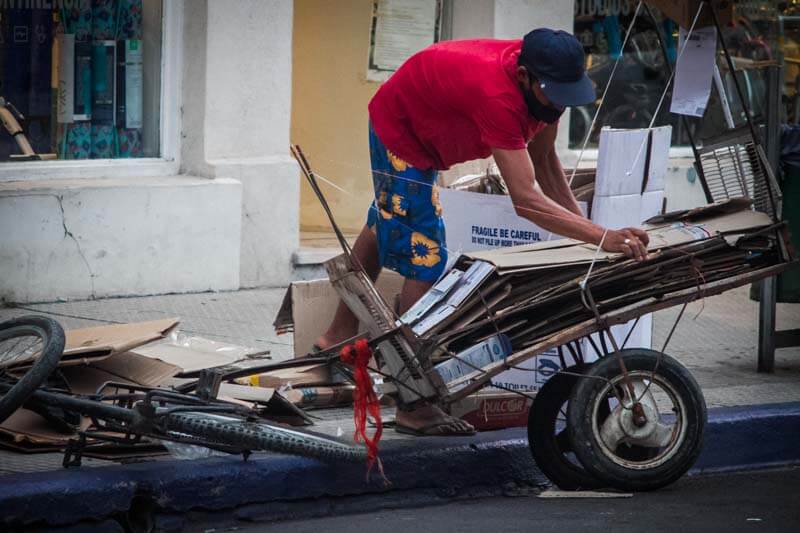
164, 412, 367, 463
0, 316, 65, 423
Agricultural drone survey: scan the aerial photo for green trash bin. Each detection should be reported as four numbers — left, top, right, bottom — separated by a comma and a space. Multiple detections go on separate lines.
777, 161, 800, 303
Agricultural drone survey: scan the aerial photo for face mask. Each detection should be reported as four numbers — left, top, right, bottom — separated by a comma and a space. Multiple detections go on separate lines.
522, 74, 564, 124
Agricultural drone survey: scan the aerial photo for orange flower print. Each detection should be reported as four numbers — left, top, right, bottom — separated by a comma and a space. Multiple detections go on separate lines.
410, 232, 441, 268
391, 194, 407, 216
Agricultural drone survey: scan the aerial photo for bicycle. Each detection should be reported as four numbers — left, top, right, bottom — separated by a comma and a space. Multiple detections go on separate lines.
0, 315, 366, 466
0, 97, 57, 162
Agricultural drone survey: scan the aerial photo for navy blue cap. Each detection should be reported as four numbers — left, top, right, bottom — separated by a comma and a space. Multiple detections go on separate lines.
519, 28, 595, 107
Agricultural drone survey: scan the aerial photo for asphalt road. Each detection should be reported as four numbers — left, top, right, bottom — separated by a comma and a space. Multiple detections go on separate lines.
231, 468, 800, 533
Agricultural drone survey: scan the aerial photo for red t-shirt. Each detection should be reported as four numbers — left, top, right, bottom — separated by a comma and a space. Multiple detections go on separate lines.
368, 39, 547, 171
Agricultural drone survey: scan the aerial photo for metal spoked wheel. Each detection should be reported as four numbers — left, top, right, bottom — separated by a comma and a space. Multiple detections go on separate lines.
0, 316, 65, 423
567, 349, 706, 492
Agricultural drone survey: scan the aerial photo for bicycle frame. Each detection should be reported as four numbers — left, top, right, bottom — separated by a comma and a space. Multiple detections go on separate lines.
0, 379, 260, 466
0, 96, 56, 161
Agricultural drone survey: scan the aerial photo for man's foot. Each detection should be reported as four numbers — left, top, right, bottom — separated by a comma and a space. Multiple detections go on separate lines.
308, 334, 345, 356
394, 402, 475, 436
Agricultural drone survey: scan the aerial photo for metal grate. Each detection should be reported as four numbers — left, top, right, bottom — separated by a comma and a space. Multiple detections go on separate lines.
696, 127, 782, 219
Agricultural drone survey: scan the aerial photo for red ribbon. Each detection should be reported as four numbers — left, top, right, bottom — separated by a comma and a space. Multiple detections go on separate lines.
340, 339, 386, 482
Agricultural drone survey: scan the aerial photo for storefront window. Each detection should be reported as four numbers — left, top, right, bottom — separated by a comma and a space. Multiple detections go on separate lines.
0, 0, 162, 162
569, 1, 790, 150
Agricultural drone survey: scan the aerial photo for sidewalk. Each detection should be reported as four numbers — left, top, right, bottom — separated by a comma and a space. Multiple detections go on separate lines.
1, 285, 799, 528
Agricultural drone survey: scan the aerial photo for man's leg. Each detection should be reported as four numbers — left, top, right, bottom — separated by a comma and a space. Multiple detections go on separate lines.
313, 225, 381, 351
394, 278, 475, 435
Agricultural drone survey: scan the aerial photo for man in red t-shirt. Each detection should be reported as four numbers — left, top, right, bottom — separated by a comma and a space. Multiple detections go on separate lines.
315, 29, 649, 436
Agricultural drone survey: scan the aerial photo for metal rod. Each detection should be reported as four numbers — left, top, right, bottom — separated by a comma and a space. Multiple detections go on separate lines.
757, 65, 783, 373
710, 2, 763, 146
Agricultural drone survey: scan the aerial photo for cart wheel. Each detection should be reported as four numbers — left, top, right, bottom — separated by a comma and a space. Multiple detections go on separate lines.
568, 349, 706, 492
528, 365, 603, 490
528, 364, 658, 490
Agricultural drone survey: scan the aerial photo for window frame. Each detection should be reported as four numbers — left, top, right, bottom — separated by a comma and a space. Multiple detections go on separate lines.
0, 0, 183, 182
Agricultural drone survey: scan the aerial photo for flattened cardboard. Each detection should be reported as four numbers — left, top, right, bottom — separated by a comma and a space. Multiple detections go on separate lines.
467, 207, 772, 270
0, 407, 90, 447
235, 362, 331, 389
2, 318, 181, 371
64, 318, 179, 358
131, 335, 259, 376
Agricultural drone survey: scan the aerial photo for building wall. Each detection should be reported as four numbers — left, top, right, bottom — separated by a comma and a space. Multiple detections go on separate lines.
0, 0, 298, 303
291, 0, 378, 233
291, 0, 588, 232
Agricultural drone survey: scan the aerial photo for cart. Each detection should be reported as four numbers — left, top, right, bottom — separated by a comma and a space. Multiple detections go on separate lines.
289, 1, 796, 492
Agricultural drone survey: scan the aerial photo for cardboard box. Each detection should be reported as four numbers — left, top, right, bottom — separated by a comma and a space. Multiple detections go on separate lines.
594, 126, 671, 197
274, 270, 406, 357
488, 349, 563, 392
591, 191, 665, 230
448, 389, 532, 431
645, 0, 732, 29
438, 188, 587, 253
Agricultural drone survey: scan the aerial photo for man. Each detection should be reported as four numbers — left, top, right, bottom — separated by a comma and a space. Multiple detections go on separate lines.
314, 29, 650, 436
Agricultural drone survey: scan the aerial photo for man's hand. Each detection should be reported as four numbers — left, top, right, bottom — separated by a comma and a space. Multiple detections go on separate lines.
603, 227, 650, 261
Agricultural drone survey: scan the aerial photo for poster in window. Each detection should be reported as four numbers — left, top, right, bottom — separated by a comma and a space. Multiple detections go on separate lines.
368, 0, 440, 82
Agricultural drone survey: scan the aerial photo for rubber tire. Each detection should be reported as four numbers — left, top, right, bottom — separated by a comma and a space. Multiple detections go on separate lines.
528, 365, 604, 490
164, 412, 367, 463
568, 349, 707, 492
0, 316, 65, 424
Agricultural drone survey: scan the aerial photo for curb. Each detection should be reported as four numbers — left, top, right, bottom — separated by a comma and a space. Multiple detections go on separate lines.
2, 402, 799, 528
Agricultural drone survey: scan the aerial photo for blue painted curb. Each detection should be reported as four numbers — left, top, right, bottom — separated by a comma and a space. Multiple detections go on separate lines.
1, 402, 798, 527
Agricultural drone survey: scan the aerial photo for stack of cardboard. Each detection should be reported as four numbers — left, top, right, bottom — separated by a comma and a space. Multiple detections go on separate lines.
396, 198, 791, 401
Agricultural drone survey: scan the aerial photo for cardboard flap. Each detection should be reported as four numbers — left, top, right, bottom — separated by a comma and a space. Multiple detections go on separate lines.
273, 288, 295, 334
644, 197, 754, 225
63, 318, 180, 358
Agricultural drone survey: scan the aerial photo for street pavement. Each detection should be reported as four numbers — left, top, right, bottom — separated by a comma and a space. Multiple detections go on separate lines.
230, 467, 800, 533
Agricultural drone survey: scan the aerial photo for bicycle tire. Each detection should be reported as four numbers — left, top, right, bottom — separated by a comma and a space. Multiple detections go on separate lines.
164, 412, 367, 463
0, 316, 65, 423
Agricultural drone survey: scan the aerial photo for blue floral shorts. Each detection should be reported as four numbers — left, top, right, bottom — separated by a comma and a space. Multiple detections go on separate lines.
366, 123, 447, 282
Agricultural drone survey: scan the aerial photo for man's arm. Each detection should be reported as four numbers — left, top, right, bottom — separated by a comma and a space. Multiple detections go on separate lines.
492, 147, 650, 261
526, 123, 583, 216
